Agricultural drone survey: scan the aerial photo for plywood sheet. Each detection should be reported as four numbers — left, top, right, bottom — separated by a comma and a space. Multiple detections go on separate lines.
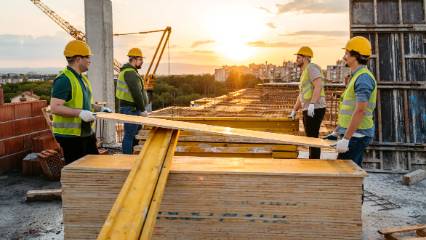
62, 155, 366, 240
97, 113, 331, 148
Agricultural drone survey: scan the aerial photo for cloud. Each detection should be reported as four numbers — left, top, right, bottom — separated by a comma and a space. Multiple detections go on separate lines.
247, 41, 300, 48
276, 0, 347, 14
266, 22, 276, 29
284, 30, 348, 37
191, 40, 215, 48
258, 6, 273, 14
0, 33, 69, 61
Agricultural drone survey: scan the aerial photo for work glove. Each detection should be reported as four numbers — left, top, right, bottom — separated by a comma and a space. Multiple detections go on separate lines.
307, 103, 315, 117
100, 106, 112, 113
140, 111, 149, 117
334, 138, 350, 153
79, 110, 95, 122
288, 110, 296, 120
323, 132, 339, 141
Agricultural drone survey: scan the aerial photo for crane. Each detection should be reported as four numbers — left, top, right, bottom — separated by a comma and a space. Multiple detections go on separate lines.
30, 0, 122, 73
30, 0, 171, 90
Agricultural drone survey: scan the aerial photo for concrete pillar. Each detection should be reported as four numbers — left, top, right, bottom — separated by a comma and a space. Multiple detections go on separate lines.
84, 0, 115, 144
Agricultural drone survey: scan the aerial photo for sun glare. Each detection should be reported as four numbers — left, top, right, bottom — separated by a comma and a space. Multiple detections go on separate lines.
204, 6, 266, 62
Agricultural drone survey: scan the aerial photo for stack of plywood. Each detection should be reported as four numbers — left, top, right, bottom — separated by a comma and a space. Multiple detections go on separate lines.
135, 117, 300, 158
62, 155, 366, 240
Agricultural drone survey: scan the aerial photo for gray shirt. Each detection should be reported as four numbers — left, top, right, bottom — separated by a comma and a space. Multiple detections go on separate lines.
300, 63, 326, 110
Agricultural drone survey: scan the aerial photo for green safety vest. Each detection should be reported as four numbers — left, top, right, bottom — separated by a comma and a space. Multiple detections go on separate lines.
337, 67, 377, 129
52, 68, 94, 136
299, 63, 325, 103
116, 67, 142, 103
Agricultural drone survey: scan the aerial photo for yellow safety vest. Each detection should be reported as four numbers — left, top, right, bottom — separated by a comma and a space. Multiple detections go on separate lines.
52, 68, 94, 136
299, 63, 325, 103
116, 68, 141, 103
337, 67, 377, 129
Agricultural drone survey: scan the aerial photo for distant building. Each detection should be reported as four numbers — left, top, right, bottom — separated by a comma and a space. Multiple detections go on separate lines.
281, 61, 301, 83
11, 91, 40, 103
326, 60, 350, 83
214, 68, 227, 82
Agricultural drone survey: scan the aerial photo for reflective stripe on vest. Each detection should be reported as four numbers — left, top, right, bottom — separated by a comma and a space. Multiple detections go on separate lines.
299, 63, 325, 103
337, 67, 377, 129
116, 68, 140, 102
52, 68, 94, 136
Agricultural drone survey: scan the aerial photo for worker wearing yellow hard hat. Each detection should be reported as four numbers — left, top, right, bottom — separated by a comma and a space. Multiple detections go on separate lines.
50, 40, 112, 164
325, 36, 377, 167
115, 47, 149, 154
289, 46, 326, 159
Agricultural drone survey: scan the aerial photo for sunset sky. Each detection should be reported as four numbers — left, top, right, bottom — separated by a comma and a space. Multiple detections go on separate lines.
0, 0, 350, 74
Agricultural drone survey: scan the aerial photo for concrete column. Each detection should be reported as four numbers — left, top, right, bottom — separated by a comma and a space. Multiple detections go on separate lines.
84, 0, 115, 144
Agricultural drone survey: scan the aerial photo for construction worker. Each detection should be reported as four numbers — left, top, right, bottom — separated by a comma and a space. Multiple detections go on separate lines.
50, 40, 112, 164
116, 48, 149, 154
325, 36, 377, 167
289, 46, 326, 159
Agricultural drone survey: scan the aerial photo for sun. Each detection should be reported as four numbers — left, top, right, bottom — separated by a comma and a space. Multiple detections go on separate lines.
204, 5, 266, 62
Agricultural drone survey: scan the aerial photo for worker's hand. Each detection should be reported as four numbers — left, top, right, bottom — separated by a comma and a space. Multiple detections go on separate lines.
140, 111, 149, 117
79, 110, 95, 122
100, 106, 113, 113
335, 138, 350, 153
323, 132, 339, 141
288, 110, 296, 120
307, 104, 315, 117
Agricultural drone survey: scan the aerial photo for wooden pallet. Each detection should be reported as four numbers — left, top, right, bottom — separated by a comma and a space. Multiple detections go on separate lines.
379, 225, 426, 240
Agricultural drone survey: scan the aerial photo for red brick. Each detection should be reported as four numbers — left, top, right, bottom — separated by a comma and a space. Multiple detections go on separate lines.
0, 141, 5, 156
14, 102, 32, 120
14, 118, 32, 136
0, 150, 29, 173
31, 116, 48, 132
23, 134, 33, 150
32, 134, 59, 153
0, 104, 15, 122
0, 121, 15, 140
5, 136, 24, 155
31, 100, 47, 117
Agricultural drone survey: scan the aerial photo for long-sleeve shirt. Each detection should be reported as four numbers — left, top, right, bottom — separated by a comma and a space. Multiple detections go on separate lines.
118, 63, 148, 111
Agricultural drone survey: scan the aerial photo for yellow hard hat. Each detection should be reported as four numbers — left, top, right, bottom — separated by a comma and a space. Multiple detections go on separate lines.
344, 36, 372, 56
295, 46, 313, 58
64, 40, 92, 57
127, 48, 144, 57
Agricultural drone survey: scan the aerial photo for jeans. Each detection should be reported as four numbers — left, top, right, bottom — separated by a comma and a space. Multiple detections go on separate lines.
120, 106, 141, 154
302, 108, 326, 159
337, 136, 372, 167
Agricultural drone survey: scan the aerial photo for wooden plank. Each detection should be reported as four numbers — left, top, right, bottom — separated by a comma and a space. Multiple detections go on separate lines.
97, 113, 331, 148
26, 189, 62, 202
97, 128, 179, 240
379, 224, 426, 235
402, 169, 426, 185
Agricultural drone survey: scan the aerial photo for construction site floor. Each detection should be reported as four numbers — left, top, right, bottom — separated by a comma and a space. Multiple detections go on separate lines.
1, 170, 425, 240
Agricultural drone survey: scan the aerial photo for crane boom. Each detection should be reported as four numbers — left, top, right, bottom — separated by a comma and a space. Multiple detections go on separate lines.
30, 0, 121, 73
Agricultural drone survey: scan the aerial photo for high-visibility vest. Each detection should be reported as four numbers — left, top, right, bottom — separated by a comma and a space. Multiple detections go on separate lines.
116, 68, 140, 102
337, 67, 377, 129
299, 63, 325, 103
52, 68, 94, 136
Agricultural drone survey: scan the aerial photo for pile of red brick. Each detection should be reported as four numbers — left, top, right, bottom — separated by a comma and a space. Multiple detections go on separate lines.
0, 100, 52, 173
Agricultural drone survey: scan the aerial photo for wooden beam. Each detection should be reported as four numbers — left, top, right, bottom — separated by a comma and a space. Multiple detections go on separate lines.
96, 113, 332, 148
97, 128, 179, 240
26, 189, 62, 202
402, 169, 426, 186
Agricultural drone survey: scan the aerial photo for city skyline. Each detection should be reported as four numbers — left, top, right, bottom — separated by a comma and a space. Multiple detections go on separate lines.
0, 0, 349, 74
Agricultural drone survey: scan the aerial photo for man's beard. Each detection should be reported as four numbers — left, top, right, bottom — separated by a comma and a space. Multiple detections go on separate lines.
136, 64, 142, 69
